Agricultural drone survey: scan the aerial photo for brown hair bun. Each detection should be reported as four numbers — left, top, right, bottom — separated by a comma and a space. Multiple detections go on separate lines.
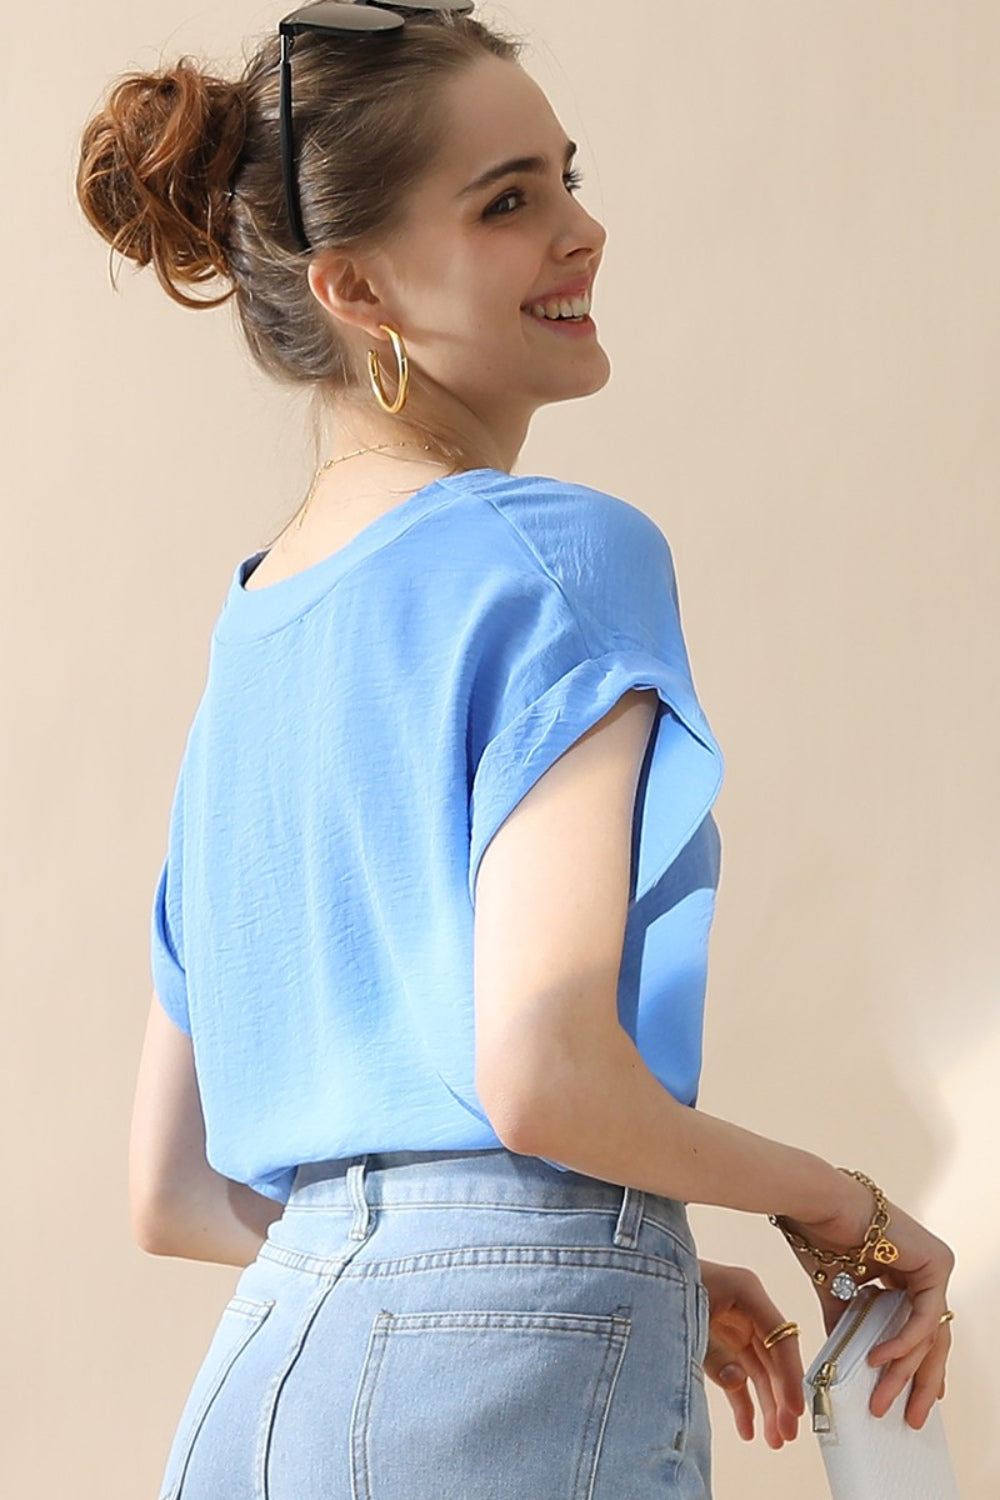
76, 56, 246, 309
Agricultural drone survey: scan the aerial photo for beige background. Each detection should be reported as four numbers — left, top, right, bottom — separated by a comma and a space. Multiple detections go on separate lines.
3, 0, 995, 1494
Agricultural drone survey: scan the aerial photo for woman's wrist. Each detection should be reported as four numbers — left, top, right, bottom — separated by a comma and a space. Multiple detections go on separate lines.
780, 1164, 879, 1250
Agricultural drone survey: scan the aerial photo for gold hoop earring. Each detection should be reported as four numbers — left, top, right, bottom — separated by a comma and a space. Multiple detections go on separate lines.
367, 324, 409, 414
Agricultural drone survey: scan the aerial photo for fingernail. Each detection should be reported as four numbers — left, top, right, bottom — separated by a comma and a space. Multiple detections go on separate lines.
719, 1364, 744, 1385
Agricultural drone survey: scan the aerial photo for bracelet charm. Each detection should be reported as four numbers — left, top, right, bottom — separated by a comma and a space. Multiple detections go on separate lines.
830, 1271, 859, 1300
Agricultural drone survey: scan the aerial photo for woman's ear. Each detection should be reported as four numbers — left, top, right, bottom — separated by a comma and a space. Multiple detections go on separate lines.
306, 249, 385, 339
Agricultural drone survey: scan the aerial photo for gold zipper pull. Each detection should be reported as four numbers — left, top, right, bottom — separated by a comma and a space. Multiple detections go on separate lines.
811, 1361, 836, 1433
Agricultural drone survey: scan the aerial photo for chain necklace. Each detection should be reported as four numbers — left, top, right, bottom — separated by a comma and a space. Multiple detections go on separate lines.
294, 441, 437, 531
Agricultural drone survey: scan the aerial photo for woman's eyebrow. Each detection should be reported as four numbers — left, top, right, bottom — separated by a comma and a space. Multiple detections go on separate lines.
455, 139, 578, 198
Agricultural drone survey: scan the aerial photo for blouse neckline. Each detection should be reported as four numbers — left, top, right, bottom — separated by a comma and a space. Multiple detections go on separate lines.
214, 468, 502, 642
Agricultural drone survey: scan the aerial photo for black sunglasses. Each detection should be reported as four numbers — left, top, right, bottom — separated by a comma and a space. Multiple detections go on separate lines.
278, 0, 476, 252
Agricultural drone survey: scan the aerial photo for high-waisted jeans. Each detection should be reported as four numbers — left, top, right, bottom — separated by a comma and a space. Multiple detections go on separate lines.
156, 1147, 713, 1499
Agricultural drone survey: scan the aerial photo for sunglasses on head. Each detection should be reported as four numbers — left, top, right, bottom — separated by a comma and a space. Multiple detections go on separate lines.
278, 0, 476, 252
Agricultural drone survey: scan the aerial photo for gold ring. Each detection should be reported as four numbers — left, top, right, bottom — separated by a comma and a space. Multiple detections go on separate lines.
940, 1310, 955, 1325
763, 1321, 801, 1349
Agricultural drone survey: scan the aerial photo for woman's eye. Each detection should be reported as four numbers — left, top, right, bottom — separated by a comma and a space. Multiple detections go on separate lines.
485, 168, 585, 218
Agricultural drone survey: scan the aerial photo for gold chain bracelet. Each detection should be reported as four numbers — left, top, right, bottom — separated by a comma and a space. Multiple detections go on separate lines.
768, 1168, 901, 1301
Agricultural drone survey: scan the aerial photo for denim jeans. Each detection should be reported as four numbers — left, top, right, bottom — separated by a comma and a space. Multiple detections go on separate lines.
156, 1147, 713, 1498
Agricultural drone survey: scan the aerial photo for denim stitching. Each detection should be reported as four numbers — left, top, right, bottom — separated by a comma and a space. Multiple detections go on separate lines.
347, 1308, 630, 1335
284, 1199, 615, 1214
258, 1239, 688, 1282
255, 1284, 337, 1499
346, 1244, 687, 1283
349, 1312, 391, 1500
575, 1309, 631, 1500
166, 1300, 273, 1499
280, 1201, 695, 1263
256, 1223, 377, 1496
256, 1242, 352, 1276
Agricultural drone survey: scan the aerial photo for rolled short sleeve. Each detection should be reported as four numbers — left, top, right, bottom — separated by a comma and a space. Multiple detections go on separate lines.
467, 486, 725, 909
150, 851, 191, 1035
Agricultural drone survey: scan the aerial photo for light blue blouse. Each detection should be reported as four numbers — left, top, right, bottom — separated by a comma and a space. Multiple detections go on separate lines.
150, 467, 725, 1204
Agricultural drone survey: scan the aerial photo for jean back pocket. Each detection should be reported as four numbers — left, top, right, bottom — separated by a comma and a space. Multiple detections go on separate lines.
349, 1305, 632, 1500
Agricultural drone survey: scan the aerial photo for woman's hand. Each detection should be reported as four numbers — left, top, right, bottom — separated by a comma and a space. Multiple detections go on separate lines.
781, 1188, 956, 1429
697, 1259, 806, 1447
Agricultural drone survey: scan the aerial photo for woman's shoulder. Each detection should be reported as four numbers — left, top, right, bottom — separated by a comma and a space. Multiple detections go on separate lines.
457, 468, 671, 579
441, 468, 680, 659
479, 468, 664, 536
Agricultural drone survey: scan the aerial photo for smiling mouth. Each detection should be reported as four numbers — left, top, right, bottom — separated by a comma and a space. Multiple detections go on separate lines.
521, 308, 596, 333
522, 309, 592, 322
521, 297, 592, 320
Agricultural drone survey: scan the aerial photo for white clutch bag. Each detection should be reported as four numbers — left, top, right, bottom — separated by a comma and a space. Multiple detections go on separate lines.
802, 1284, 961, 1500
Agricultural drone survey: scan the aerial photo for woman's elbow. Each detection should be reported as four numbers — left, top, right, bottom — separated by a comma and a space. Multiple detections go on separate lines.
476, 1010, 634, 1160
476, 1047, 584, 1158
130, 1189, 177, 1256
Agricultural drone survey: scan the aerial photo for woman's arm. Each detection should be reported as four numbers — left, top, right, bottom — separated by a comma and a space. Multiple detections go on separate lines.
490, 997, 866, 1227
474, 691, 955, 1429
473, 689, 864, 1225
129, 994, 284, 1266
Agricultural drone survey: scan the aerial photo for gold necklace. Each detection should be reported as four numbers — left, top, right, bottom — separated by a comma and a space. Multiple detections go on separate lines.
294, 441, 436, 531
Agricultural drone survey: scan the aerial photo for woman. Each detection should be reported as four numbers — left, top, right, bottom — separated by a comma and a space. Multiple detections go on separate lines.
76, 4, 955, 1497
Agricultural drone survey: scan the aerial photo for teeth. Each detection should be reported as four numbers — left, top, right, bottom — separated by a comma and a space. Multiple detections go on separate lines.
525, 291, 591, 320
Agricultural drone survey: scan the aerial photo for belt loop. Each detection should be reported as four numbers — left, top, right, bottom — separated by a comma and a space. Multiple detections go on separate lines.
612, 1184, 645, 1249
347, 1155, 372, 1241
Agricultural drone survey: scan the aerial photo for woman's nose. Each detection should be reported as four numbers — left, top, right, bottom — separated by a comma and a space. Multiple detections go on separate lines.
568, 199, 606, 257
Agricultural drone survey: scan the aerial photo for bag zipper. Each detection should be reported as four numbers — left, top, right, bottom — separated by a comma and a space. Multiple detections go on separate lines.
809, 1291, 882, 1433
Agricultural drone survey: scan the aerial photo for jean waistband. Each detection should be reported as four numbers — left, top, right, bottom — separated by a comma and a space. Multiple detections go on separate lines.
285, 1148, 697, 1261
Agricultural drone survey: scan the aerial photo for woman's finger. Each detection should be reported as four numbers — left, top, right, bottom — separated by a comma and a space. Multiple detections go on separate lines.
905, 1344, 950, 1430
868, 1283, 953, 1369
762, 1327, 807, 1437
704, 1331, 758, 1442
870, 1325, 951, 1423
714, 1362, 756, 1441
742, 1340, 785, 1448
